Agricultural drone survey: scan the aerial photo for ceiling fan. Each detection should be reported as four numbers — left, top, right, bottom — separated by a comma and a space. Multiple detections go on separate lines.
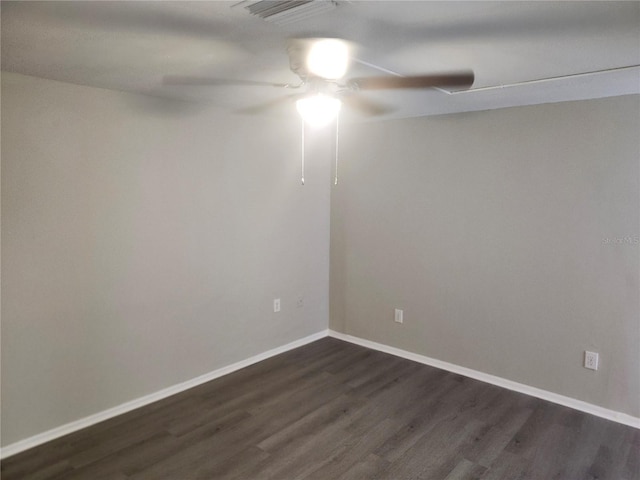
164, 38, 475, 127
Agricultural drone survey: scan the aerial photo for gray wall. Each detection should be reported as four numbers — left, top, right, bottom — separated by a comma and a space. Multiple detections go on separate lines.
1, 72, 331, 446
3, 70, 638, 447
330, 96, 640, 417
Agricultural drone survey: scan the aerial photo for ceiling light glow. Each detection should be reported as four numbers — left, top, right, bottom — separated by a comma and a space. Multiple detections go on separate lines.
296, 94, 341, 128
306, 39, 349, 79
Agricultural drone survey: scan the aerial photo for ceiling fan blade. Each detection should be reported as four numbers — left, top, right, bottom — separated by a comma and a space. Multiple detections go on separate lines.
163, 75, 295, 88
342, 95, 393, 116
348, 71, 475, 90
236, 94, 302, 115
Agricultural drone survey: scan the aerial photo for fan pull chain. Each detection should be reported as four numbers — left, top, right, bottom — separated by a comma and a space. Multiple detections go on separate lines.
301, 118, 305, 185
334, 112, 340, 185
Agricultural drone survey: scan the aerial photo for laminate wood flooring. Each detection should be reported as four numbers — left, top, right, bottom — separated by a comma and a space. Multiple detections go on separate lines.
2, 337, 638, 479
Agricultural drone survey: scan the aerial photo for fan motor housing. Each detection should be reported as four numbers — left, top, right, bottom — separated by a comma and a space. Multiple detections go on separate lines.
286, 38, 313, 79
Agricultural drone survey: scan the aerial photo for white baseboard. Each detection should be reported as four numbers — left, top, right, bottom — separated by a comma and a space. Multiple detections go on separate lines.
328, 330, 640, 429
3, 327, 637, 460
0, 329, 329, 460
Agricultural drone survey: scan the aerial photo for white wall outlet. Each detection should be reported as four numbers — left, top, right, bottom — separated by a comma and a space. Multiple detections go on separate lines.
394, 308, 403, 324
273, 298, 281, 313
584, 351, 599, 370
296, 296, 304, 308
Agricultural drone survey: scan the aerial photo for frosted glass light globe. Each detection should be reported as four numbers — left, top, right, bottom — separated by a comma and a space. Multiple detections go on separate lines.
296, 94, 342, 128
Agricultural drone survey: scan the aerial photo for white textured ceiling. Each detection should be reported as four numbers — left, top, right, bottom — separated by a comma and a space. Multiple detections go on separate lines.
2, 1, 639, 120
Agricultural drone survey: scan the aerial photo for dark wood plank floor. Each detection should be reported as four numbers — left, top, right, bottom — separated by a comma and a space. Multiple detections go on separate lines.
2, 337, 639, 479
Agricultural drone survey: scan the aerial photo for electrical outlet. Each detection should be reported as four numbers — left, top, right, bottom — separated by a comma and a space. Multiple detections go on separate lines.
394, 308, 403, 324
584, 351, 599, 370
273, 298, 281, 313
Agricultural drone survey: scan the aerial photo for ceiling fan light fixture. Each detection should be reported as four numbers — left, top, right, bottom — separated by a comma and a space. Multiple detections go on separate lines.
296, 94, 341, 128
306, 38, 349, 79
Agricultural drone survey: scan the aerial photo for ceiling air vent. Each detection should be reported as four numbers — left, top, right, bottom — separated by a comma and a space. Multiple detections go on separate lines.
235, 0, 339, 25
